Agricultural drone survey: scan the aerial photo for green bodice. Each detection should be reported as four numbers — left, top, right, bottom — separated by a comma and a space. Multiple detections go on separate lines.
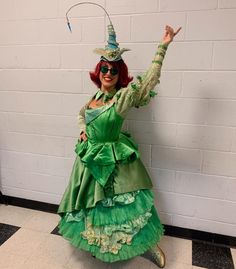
75, 104, 140, 187
85, 103, 123, 143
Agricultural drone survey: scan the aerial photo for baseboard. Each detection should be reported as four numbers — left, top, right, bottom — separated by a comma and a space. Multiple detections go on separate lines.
164, 225, 236, 248
0, 195, 58, 213
1, 194, 235, 248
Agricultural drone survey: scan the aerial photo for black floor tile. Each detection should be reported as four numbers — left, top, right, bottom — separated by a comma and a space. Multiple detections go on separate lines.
0, 223, 20, 246
192, 240, 235, 269
165, 224, 236, 248
51, 225, 61, 236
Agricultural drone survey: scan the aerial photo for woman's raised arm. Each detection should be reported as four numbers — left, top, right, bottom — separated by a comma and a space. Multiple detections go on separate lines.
115, 25, 181, 118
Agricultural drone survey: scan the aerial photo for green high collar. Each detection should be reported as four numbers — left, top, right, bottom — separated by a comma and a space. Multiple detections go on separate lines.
95, 89, 117, 103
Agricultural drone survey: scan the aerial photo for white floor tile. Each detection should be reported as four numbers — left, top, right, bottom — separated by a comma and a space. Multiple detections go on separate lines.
23, 259, 67, 269
163, 261, 193, 269
107, 257, 153, 269
0, 228, 48, 258
65, 249, 109, 269
0, 252, 27, 269
231, 248, 236, 267
0, 204, 36, 227
22, 210, 59, 233
29, 234, 75, 267
158, 235, 192, 265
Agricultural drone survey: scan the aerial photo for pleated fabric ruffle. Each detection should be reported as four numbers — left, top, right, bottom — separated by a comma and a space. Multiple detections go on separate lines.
58, 189, 164, 263
58, 206, 164, 263
86, 189, 154, 226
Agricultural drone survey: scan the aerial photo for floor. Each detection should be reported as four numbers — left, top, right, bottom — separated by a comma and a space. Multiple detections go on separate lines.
0, 204, 235, 269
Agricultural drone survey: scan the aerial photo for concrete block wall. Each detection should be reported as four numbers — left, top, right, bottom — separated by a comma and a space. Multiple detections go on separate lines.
0, 0, 236, 236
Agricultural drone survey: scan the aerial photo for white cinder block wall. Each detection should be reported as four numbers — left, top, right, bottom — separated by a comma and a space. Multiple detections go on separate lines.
0, 0, 236, 237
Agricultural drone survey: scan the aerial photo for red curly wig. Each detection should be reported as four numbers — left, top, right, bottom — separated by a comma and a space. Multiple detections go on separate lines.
89, 59, 133, 90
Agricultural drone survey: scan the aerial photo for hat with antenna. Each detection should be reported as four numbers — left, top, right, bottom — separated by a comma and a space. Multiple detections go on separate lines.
66, 1, 130, 61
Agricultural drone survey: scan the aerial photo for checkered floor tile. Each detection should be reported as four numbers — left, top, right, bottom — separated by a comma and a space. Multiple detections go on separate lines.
0, 204, 235, 269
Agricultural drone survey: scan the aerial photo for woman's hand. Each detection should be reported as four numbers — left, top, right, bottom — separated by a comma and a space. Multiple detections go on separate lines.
80, 131, 88, 142
162, 25, 181, 45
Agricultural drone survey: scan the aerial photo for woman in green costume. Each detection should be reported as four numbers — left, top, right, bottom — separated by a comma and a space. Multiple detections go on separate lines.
58, 6, 181, 267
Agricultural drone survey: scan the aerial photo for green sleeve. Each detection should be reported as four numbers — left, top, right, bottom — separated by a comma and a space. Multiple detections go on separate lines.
115, 43, 168, 118
77, 92, 99, 134
77, 104, 87, 134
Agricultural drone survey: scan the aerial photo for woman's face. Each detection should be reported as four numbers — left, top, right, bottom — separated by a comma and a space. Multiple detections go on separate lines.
99, 62, 119, 92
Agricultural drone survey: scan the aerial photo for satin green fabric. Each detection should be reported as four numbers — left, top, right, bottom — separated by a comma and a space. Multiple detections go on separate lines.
58, 43, 168, 262
58, 104, 153, 214
76, 104, 151, 188
58, 155, 153, 213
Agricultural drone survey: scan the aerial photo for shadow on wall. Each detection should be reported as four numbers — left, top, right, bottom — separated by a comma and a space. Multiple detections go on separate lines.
123, 74, 228, 219
0, 167, 7, 204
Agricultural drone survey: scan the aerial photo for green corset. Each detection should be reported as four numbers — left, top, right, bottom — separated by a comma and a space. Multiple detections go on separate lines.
75, 104, 140, 187
85, 103, 123, 143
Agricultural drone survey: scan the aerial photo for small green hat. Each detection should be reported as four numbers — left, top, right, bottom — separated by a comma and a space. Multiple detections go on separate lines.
94, 24, 130, 61
66, 2, 130, 62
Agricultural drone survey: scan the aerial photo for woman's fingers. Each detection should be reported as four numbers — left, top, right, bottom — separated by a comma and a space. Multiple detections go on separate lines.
162, 25, 181, 45
165, 25, 181, 36
80, 132, 88, 141
165, 25, 172, 35
82, 133, 87, 141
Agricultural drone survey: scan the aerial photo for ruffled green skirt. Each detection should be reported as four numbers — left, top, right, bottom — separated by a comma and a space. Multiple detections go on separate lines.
58, 156, 164, 263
